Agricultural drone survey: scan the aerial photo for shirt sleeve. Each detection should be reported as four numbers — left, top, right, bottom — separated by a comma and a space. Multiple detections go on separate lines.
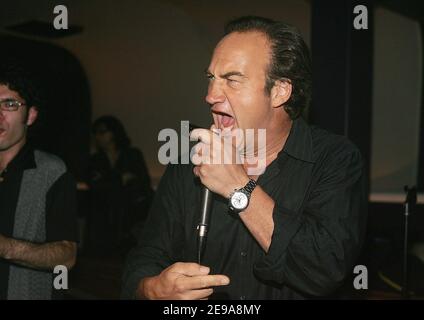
121, 164, 185, 299
254, 142, 367, 297
45, 171, 79, 242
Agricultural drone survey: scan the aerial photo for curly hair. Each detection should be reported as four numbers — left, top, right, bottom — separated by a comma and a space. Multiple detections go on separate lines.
225, 16, 312, 119
0, 58, 42, 110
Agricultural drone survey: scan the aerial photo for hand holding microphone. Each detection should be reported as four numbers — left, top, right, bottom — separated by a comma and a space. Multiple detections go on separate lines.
190, 125, 250, 264
188, 124, 216, 264
190, 125, 250, 199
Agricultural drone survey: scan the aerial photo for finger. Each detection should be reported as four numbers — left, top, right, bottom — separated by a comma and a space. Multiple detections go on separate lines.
187, 288, 214, 300
192, 142, 209, 157
193, 166, 200, 177
190, 142, 203, 166
191, 142, 211, 165
170, 262, 210, 277
193, 142, 202, 155
177, 288, 213, 300
177, 274, 230, 291
221, 126, 233, 137
210, 124, 220, 135
191, 153, 202, 166
193, 166, 209, 179
190, 128, 212, 144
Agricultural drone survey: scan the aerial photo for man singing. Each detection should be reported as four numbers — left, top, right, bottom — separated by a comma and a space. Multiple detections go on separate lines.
122, 16, 366, 299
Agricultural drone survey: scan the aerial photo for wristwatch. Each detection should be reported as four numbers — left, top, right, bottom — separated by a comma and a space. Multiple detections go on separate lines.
228, 179, 257, 213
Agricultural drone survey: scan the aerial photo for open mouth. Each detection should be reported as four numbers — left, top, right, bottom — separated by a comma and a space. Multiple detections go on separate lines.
0, 128, 5, 135
212, 110, 235, 129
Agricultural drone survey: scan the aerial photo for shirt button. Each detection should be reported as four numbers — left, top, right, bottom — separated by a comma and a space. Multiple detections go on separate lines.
240, 251, 247, 257
240, 295, 246, 300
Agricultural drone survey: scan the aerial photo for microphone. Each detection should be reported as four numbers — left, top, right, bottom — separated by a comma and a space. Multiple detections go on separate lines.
197, 186, 213, 264
184, 121, 214, 263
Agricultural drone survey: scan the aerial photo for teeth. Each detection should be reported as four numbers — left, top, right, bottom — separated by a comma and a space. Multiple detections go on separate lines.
212, 109, 233, 117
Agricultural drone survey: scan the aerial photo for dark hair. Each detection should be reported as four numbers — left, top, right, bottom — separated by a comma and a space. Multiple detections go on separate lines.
225, 16, 312, 119
92, 115, 131, 149
0, 58, 42, 110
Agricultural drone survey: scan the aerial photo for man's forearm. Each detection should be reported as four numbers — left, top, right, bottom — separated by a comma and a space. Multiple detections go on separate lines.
0, 234, 77, 270
239, 186, 275, 252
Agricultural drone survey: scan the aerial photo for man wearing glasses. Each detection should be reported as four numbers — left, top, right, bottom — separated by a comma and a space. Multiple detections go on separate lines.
0, 61, 77, 299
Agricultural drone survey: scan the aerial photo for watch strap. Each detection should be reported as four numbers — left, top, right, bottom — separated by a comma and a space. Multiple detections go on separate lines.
242, 179, 257, 197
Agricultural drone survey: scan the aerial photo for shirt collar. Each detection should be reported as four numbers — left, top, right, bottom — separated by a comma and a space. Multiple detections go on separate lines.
281, 117, 315, 164
3, 143, 36, 174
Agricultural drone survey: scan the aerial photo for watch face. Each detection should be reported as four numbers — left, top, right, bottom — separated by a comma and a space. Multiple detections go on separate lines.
231, 191, 249, 210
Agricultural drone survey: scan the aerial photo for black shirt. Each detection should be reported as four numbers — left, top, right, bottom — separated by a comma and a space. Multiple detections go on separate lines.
89, 147, 152, 195
122, 118, 367, 299
0, 144, 78, 299
86, 147, 153, 251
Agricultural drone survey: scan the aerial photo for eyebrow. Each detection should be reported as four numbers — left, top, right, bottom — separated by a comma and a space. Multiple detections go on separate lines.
0, 97, 20, 102
205, 69, 246, 79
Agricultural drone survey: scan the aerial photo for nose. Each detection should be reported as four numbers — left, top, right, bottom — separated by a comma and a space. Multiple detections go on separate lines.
205, 79, 225, 106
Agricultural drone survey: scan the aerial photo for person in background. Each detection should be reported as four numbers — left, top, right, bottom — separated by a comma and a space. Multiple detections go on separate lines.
0, 60, 77, 300
86, 115, 153, 255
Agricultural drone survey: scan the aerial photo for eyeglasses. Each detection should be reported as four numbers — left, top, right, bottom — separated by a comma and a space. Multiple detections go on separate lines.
0, 99, 26, 112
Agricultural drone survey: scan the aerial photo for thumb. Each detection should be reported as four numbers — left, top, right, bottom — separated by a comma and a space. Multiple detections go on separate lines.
171, 262, 210, 277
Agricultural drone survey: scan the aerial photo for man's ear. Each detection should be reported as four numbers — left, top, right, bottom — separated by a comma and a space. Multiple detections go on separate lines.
26, 106, 38, 126
270, 80, 292, 108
